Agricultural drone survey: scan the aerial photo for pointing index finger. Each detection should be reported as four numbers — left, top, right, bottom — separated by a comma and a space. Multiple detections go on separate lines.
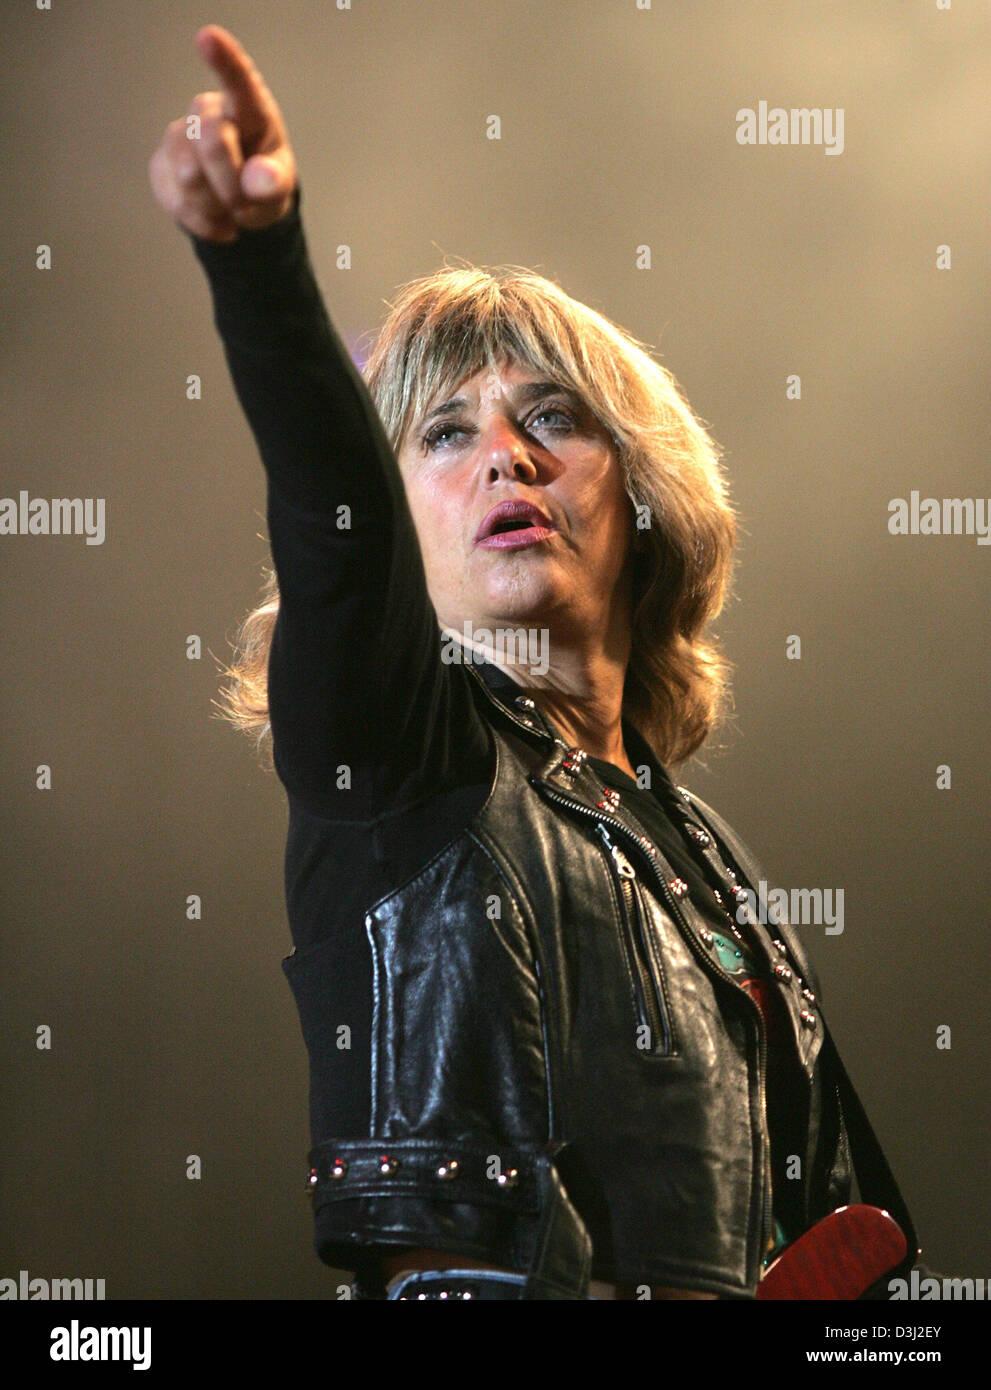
194, 25, 276, 140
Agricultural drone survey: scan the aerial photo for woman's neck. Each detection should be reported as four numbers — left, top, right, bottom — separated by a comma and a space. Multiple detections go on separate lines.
490, 643, 635, 776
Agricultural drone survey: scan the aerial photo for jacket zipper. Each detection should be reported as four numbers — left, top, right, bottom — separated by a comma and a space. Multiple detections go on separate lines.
596, 823, 671, 1055
535, 774, 773, 1284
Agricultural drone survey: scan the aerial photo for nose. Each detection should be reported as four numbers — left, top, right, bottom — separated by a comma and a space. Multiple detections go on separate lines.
480, 416, 538, 484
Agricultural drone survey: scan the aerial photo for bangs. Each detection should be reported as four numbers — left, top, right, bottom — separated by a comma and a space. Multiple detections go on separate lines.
373, 270, 591, 454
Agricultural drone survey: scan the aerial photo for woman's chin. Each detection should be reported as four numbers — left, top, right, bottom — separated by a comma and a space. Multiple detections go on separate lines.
476, 576, 564, 626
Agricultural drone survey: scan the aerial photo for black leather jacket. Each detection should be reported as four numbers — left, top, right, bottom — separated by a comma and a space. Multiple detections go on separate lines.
289, 661, 880, 1299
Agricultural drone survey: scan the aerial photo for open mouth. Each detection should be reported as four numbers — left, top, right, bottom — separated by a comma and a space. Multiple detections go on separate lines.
476, 500, 556, 546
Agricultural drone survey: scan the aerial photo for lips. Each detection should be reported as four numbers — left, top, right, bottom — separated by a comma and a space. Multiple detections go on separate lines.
475, 499, 556, 546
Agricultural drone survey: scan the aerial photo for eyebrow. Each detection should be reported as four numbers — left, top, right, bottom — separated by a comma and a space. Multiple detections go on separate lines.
421, 380, 584, 424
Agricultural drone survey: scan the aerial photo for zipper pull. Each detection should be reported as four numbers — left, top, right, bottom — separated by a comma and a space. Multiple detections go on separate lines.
597, 823, 636, 878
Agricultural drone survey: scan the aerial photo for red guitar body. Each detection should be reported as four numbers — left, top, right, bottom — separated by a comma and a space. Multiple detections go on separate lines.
757, 1204, 908, 1300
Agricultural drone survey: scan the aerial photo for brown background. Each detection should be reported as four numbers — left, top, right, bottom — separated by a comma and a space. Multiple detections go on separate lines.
2, 0, 989, 1296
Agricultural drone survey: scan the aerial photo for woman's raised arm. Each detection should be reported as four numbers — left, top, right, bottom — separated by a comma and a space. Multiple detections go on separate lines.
148, 26, 490, 815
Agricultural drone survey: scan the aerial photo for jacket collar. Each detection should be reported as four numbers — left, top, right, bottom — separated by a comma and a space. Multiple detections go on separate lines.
464, 655, 684, 798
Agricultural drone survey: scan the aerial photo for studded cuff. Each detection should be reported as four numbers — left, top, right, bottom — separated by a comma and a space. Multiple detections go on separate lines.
305, 1136, 592, 1298
307, 1137, 538, 1215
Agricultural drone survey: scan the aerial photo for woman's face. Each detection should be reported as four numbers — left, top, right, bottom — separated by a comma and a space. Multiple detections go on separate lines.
397, 359, 635, 659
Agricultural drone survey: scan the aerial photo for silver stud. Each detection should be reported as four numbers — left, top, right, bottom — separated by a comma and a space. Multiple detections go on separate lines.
772, 939, 788, 956
330, 1159, 347, 1180
699, 927, 714, 948
496, 1167, 519, 1188
378, 1155, 399, 1175
514, 696, 536, 710
669, 877, 689, 898
687, 827, 710, 847
800, 1010, 817, 1030
802, 987, 816, 1004
773, 963, 792, 982
436, 1160, 460, 1180
307, 1167, 320, 1189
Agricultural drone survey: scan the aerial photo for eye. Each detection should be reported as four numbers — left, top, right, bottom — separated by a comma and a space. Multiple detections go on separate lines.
528, 406, 575, 432
422, 421, 473, 450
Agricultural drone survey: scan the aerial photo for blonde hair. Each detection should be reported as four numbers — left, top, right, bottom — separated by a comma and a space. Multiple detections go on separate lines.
216, 261, 737, 769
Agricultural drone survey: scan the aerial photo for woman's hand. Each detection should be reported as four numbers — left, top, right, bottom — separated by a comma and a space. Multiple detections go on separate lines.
148, 24, 298, 243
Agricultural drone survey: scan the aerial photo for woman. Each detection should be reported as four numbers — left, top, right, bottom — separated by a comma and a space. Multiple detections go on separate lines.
149, 24, 917, 1300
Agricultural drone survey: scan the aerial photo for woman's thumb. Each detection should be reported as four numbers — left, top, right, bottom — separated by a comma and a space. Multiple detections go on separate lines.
242, 156, 284, 200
